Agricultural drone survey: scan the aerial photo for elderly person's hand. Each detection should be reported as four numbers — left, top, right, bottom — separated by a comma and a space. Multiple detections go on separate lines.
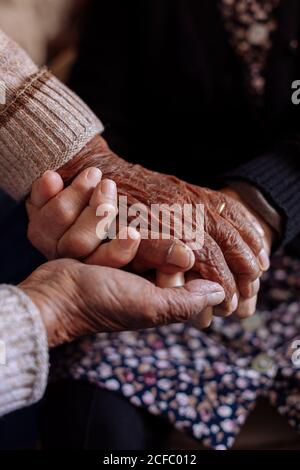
19, 259, 225, 346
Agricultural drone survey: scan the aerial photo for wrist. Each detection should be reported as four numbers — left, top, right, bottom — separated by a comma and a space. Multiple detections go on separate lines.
19, 277, 72, 348
58, 135, 115, 183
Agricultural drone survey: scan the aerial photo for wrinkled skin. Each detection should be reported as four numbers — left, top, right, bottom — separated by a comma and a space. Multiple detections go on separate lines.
221, 186, 273, 318
20, 259, 225, 347
59, 135, 268, 314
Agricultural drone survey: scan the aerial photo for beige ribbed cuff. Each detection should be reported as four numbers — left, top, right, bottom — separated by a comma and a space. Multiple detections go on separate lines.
0, 67, 104, 200
0, 285, 49, 417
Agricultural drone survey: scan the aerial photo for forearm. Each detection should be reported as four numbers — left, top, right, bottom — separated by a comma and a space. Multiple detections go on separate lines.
0, 29, 103, 201
0, 285, 48, 417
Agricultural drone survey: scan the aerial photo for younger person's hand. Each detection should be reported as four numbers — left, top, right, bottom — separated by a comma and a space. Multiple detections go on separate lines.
26, 169, 195, 275
26, 168, 141, 268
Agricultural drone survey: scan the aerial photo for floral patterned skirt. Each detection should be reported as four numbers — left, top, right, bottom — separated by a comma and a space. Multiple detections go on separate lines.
52, 252, 300, 450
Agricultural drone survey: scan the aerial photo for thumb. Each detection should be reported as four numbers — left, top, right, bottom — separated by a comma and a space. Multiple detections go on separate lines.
151, 280, 225, 326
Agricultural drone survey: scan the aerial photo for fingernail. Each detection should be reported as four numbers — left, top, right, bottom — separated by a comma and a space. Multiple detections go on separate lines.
166, 243, 193, 269
87, 167, 102, 184
102, 179, 117, 199
258, 249, 270, 271
207, 291, 226, 305
231, 293, 238, 311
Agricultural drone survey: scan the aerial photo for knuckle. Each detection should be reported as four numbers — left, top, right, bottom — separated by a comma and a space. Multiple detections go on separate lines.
238, 250, 260, 278
247, 258, 260, 278
143, 290, 169, 325
51, 197, 77, 226
155, 291, 191, 324
72, 177, 89, 192
227, 229, 240, 248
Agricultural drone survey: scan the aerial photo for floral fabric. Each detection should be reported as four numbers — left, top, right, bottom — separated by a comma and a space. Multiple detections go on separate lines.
52, 252, 300, 450
219, 0, 280, 98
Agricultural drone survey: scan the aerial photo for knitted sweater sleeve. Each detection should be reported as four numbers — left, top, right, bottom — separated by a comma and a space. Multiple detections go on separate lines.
0, 29, 104, 200
0, 285, 48, 417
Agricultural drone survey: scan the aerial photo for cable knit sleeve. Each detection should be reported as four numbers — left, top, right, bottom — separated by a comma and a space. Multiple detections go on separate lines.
0, 29, 104, 200
0, 285, 48, 417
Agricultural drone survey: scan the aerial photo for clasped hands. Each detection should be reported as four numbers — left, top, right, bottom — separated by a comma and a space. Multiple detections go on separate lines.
23, 139, 272, 346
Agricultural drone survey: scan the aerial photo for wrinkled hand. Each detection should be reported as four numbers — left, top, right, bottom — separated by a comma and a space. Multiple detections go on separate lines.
19, 259, 225, 347
58, 136, 268, 315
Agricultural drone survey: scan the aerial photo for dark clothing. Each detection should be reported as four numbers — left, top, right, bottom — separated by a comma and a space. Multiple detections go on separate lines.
69, 0, 300, 245
40, 380, 172, 450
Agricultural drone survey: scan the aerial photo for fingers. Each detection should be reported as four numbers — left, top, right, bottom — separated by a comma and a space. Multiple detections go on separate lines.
152, 279, 225, 325
30, 171, 64, 209
192, 232, 238, 315
239, 277, 260, 300
86, 227, 141, 268
57, 179, 117, 258
206, 214, 261, 298
220, 196, 270, 271
218, 189, 270, 271
30, 167, 102, 246
130, 239, 195, 274
27, 167, 103, 259
27, 171, 64, 220
191, 307, 213, 329
46, 167, 102, 239
220, 195, 264, 257
235, 295, 258, 319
